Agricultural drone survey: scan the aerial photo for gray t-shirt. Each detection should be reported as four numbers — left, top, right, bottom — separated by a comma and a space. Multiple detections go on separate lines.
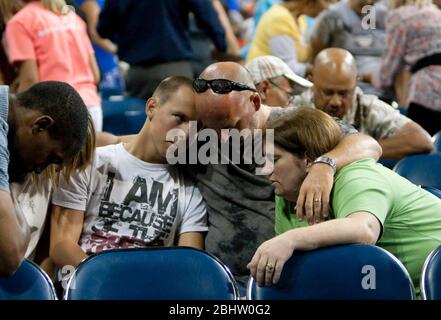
184, 107, 357, 286
0, 86, 10, 192
312, 0, 388, 98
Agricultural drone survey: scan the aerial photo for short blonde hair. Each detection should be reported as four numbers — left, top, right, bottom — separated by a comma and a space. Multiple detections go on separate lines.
266, 107, 342, 160
1, 0, 70, 23
388, 0, 433, 9
42, 0, 69, 14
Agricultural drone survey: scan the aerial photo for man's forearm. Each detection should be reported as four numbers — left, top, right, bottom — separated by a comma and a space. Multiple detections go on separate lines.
0, 196, 30, 275
325, 133, 382, 170
380, 124, 433, 160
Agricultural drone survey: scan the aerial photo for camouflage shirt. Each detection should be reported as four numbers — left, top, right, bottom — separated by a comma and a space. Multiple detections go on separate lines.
294, 87, 410, 141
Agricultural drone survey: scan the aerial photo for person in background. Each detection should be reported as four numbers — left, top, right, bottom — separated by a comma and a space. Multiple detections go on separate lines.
296, 48, 433, 160
190, 0, 242, 77
4, 0, 103, 131
247, 0, 331, 77
245, 55, 312, 108
0, 0, 23, 86
98, 0, 228, 100
369, 0, 441, 135
311, 0, 392, 101
77, 0, 125, 96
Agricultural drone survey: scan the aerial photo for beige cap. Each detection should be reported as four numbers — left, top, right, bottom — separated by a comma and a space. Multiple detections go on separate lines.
245, 55, 313, 88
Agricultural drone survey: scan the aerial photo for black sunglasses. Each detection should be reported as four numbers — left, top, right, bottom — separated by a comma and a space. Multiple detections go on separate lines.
193, 78, 257, 94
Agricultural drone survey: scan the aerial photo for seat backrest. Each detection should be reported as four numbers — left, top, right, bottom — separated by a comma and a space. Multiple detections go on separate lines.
102, 97, 147, 135
247, 244, 415, 300
421, 245, 441, 300
65, 247, 239, 300
423, 186, 441, 199
393, 154, 441, 189
433, 131, 441, 153
0, 260, 57, 300
378, 159, 398, 169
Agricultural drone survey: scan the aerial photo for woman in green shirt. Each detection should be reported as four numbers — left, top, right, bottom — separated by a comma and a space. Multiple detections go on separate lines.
248, 107, 441, 295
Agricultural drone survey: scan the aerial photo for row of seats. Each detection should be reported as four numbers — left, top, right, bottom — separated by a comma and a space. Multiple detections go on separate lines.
393, 153, 441, 190
102, 96, 147, 135
433, 131, 441, 154
1, 244, 441, 300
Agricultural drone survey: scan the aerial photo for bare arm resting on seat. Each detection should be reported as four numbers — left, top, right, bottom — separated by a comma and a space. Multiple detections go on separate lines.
177, 232, 205, 250
247, 211, 381, 286
380, 122, 432, 160
0, 190, 30, 275
49, 205, 88, 269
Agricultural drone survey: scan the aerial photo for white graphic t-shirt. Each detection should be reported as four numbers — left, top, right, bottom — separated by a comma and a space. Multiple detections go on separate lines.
52, 144, 207, 254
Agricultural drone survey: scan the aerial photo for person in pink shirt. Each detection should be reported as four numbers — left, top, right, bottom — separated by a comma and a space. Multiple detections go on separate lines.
4, 0, 103, 131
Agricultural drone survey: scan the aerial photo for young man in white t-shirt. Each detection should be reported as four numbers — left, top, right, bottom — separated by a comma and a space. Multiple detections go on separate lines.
49, 76, 207, 269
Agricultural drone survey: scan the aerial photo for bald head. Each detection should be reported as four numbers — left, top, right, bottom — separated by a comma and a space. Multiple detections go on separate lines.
200, 62, 256, 88
311, 48, 358, 119
313, 48, 358, 81
195, 62, 261, 131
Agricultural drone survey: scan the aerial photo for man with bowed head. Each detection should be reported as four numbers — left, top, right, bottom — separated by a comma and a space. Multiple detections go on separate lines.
0, 81, 92, 275
190, 61, 382, 289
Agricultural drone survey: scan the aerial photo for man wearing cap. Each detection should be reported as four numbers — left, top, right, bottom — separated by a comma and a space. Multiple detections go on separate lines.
245, 55, 312, 108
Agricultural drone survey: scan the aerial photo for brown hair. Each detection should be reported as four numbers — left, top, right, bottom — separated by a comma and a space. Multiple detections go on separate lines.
266, 107, 342, 160
42, 0, 69, 14
0, 0, 24, 23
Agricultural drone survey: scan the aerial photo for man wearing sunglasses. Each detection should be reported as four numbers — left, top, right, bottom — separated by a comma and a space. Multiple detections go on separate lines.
189, 61, 382, 292
296, 48, 433, 160
245, 55, 313, 108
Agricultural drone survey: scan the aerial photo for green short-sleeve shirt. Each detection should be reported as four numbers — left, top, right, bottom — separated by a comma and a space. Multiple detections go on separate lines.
275, 159, 441, 294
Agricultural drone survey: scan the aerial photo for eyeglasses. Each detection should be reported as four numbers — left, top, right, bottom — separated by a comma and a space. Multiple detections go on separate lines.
268, 79, 301, 104
193, 78, 257, 94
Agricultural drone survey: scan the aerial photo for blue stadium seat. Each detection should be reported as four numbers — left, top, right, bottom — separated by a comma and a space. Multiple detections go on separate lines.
421, 245, 441, 300
102, 96, 147, 135
393, 154, 441, 189
398, 107, 407, 116
247, 244, 415, 300
0, 260, 57, 300
423, 186, 441, 199
378, 159, 398, 169
433, 131, 441, 153
64, 247, 239, 300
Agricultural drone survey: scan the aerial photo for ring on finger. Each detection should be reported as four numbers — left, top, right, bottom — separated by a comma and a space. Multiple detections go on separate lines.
265, 263, 275, 272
